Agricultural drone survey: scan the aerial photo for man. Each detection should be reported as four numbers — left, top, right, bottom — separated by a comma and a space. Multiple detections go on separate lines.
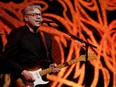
4, 4, 60, 87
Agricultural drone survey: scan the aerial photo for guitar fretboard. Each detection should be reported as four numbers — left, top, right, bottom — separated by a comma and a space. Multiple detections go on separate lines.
39, 54, 96, 76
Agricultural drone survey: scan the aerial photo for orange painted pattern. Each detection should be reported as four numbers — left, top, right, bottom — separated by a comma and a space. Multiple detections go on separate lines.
0, 0, 116, 87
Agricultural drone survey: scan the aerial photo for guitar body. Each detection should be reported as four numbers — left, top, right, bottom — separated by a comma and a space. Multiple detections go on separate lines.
14, 68, 49, 87
29, 68, 49, 86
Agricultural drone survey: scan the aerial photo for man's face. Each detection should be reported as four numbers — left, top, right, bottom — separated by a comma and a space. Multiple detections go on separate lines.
25, 8, 43, 27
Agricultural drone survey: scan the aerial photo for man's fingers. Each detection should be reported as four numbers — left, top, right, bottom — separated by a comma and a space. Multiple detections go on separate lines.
52, 68, 60, 73
49, 63, 60, 73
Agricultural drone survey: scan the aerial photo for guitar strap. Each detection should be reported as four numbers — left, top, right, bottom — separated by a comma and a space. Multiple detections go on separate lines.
39, 31, 50, 61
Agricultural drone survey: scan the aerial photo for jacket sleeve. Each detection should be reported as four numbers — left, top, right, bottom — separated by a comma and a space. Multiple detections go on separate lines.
3, 30, 24, 74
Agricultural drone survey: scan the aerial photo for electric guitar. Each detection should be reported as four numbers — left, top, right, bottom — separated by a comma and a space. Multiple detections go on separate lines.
16, 54, 96, 87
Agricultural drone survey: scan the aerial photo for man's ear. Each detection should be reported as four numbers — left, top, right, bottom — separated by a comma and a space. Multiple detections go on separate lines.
24, 16, 28, 21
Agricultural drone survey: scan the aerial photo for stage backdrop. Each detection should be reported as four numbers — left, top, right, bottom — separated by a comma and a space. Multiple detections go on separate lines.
0, 0, 116, 87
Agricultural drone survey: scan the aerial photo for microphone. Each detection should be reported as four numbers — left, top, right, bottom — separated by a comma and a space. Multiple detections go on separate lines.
68, 33, 97, 48
42, 20, 54, 23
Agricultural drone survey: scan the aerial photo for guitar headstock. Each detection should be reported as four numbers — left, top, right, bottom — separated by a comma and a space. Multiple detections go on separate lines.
79, 53, 96, 61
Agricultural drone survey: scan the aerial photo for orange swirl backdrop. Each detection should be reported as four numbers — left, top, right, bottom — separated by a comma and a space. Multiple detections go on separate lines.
0, 0, 116, 87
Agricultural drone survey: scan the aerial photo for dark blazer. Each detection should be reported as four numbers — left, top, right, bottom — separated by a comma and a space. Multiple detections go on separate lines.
4, 25, 52, 74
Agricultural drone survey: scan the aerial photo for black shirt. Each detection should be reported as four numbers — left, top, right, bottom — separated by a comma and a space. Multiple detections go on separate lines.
30, 32, 47, 60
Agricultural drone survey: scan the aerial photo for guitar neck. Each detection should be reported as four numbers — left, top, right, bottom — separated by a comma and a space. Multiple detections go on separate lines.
39, 54, 95, 76
39, 61, 73, 76
39, 62, 72, 76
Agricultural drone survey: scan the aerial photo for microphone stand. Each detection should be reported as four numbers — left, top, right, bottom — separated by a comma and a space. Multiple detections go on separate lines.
45, 23, 97, 86
67, 33, 97, 87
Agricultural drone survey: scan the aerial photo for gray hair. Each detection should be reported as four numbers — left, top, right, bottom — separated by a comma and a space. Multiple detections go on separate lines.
23, 4, 41, 15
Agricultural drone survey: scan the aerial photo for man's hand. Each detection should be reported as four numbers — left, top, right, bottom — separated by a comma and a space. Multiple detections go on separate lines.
49, 63, 60, 73
21, 70, 35, 82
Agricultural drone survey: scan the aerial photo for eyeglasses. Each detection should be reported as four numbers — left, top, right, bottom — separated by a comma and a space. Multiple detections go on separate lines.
26, 13, 42, 17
